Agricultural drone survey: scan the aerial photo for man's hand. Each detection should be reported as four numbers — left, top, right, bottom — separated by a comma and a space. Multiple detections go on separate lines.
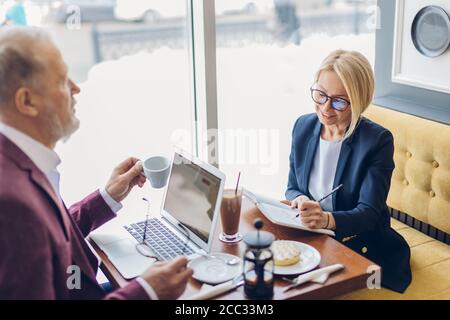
105, 157, 146, 203
141, 256, 193, 300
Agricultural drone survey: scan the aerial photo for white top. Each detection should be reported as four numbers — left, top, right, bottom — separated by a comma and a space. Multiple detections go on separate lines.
308, 137, 342, 212
0, 122, 159, 299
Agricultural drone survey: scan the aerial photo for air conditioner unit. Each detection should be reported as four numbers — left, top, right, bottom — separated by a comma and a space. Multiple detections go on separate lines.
392, 0, 450, 94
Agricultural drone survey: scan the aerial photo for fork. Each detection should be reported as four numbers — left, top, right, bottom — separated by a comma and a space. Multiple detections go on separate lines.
282, 277, 297, 284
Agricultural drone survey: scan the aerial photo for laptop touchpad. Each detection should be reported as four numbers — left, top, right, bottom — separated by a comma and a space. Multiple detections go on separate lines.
102, 239, 141, 259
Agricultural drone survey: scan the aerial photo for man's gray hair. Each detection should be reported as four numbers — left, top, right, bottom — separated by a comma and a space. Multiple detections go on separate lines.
0, 27, 51, 107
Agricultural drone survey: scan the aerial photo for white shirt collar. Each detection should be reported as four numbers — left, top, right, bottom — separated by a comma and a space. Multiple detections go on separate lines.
0, 122, 61, 176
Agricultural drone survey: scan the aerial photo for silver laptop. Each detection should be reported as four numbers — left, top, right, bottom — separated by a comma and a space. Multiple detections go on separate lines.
90, 149, 226, 279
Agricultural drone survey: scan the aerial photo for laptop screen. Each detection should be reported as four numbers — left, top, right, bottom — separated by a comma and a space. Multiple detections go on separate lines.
163, 152, 222, 243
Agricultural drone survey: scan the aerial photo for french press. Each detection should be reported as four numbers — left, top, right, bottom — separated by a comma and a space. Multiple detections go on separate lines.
243, 218, 275, 299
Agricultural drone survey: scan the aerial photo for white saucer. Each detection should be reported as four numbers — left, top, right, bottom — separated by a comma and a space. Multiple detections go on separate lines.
187, 253, 243, 285
272, 241, 321, 275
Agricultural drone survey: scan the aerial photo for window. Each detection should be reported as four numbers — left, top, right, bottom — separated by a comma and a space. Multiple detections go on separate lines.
215, 0, 377, 198
1, 0, 195, 211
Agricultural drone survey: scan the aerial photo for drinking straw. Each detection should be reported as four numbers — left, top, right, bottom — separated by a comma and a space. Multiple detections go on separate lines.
235, 172, 241, 195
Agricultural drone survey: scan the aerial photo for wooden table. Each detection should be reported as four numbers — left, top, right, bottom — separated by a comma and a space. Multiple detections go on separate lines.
90, 197, 380, 300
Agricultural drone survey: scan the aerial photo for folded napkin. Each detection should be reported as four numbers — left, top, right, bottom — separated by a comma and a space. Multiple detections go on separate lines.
187, 279, 242, 300
283, 264, 344, 292
311, 271, 332, 284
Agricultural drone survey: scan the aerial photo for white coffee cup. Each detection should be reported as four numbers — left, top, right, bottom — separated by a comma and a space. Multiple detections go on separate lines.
143, 156, 170, 189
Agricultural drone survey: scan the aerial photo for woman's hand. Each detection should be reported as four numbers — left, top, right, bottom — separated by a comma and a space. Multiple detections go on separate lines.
290, 195, 310, 209
299, 200, 330, 229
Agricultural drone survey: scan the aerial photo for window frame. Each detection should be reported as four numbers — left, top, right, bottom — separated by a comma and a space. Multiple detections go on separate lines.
188, 0, 220, 166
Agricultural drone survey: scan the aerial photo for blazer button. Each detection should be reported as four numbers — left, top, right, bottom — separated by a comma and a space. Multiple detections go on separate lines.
403, 179, 409, 186
432, 161, 439, 168
361, 247, 368, 254
429, 190, 436, 198
406, 151, 412, 158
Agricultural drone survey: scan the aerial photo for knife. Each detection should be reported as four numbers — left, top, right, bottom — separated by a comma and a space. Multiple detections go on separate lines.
283, 264, 344, 292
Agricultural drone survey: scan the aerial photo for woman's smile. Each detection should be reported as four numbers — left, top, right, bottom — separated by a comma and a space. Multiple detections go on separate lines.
319, 110, 337, 120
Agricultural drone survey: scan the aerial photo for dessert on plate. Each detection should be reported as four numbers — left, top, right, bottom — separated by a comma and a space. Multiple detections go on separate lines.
271, 240, 301, 266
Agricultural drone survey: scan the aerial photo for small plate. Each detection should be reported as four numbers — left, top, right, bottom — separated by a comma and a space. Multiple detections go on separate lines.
272, 241, 321, 275
188, 253, 243, 285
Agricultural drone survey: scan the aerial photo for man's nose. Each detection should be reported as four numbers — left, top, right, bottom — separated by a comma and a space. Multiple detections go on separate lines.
70, 79, 81, 94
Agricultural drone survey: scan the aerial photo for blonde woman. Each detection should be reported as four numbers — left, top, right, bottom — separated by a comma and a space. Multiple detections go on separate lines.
286, 50, 411, 293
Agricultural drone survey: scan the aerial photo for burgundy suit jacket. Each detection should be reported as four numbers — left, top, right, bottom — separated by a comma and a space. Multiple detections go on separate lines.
0, 133, 148, 299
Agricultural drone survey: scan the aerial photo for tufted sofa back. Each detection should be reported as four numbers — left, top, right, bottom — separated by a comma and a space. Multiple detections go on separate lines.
363, 105, 450, 234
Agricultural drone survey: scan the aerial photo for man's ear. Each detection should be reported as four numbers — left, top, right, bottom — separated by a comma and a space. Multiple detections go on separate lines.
14, 87, 40, 117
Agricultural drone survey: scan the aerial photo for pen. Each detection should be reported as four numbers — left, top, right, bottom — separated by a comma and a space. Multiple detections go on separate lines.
295, 184, 343, 218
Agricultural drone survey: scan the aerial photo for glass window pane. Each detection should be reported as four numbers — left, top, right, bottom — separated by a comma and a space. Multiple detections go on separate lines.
1, 1, 193, 211
215, 0, 377, 198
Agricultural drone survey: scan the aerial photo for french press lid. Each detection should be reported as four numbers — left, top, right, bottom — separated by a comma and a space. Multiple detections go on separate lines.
243, 219, 274, 249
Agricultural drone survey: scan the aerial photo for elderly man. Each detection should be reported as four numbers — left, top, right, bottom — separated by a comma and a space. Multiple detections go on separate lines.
0, 27, 192, 299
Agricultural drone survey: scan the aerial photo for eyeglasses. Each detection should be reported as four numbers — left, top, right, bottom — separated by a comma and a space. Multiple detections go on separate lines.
310, 87, 350, 111
135, 197, 191, 260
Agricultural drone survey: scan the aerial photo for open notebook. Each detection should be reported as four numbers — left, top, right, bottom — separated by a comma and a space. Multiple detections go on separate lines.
243, 188, 335, 236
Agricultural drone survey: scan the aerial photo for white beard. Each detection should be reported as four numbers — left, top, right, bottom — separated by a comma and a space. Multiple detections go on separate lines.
42, 106, 80, 144
60, 118, 80, 143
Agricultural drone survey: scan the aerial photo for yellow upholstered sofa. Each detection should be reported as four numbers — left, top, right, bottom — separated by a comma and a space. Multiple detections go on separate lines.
339, 105, 450, 300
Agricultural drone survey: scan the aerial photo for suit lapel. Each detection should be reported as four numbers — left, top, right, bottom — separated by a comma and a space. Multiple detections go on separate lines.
29, 169, 71, 240
332, 139, 353, 209
301, 120, 321, 197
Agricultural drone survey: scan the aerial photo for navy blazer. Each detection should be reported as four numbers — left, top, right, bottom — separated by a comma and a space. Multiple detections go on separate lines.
286, 113, 412, 293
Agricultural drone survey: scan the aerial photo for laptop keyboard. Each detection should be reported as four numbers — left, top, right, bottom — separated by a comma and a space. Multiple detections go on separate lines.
124, 218, 194, 261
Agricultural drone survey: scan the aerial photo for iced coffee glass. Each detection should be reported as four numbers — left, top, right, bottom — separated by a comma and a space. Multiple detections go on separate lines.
219, 189, 243, 243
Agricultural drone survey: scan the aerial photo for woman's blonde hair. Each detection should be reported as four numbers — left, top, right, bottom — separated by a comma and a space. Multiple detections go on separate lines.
314, 49, 374, 140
